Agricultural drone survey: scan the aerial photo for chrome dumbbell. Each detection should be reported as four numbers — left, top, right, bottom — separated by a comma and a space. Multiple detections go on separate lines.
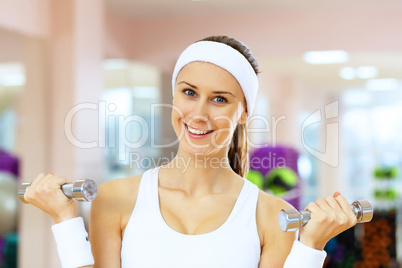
19, 179, 98, 203
278, 200, 373, 232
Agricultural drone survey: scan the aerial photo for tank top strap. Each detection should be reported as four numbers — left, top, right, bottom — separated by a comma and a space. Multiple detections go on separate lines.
149, 166, 161, 211
130, 167, 160, 218
226, 178, 260, 226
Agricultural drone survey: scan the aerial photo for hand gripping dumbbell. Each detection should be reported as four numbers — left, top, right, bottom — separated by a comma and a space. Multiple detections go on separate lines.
18, 179, 98, 203
278, 200, 373, 232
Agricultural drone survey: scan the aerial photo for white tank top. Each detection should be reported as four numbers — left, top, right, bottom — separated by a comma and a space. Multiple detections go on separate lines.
121, 166, 261, 268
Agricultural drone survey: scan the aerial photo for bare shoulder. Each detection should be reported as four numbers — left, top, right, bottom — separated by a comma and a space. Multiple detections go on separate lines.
96, 173, 143, 200
257, 190, 293, 208
256, 190, 295, 246
93, 173, 143, 215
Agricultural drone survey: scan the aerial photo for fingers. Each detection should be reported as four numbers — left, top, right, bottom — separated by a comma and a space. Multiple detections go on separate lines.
32, 173, 70, 187
24, 172, 70, 203
305, 198, 336, 224
333, 193, 358, 226
333, 193, 351, 213
305, 193, 357, 228
22, 172, 78, 223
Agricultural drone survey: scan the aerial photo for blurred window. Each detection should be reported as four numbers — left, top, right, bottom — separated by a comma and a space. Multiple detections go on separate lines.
342, 89, 402, 200
298, 111, 321, 207
102, 60, 161, 179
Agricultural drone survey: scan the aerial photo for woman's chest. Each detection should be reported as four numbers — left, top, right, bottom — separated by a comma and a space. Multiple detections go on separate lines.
158, 190, 237, 235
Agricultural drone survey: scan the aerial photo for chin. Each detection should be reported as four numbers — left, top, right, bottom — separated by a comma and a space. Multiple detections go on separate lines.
179, 138, 230, 159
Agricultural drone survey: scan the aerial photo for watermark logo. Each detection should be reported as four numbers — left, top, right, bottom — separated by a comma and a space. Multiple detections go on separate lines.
301, 101, 339, 167
129, 151, 285, 172
64, 100, 339, 167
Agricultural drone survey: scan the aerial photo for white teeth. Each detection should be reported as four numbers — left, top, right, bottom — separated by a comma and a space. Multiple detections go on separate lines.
187, 125, 210, 135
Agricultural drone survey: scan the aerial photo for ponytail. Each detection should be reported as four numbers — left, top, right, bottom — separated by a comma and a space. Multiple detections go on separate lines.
228, 123, 249, 178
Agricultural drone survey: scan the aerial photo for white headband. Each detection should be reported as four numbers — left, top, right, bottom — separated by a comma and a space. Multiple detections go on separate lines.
171, 41, 259, 117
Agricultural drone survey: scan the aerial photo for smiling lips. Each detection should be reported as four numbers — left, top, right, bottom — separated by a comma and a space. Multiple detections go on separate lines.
184, 123, 213, 136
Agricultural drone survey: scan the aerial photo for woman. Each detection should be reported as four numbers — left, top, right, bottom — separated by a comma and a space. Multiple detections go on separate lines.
24, 36, 357, 268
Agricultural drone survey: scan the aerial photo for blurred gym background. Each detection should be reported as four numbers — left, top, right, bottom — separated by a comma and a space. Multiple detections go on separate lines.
0, 0, 401, 267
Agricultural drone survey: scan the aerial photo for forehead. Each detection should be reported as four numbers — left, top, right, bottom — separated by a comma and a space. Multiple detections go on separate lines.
176, 61, 243, 94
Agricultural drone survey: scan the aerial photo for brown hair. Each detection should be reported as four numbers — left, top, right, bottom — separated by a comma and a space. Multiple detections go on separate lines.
198, 36, 260, 177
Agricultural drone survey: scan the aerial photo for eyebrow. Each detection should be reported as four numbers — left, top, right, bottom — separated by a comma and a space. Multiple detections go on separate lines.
178, 81, 236, 97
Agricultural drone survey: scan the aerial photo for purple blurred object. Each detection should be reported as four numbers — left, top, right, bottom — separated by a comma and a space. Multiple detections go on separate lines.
249, 145, 301, 210
0, 150, 19, 264
332, 244, 346, 262
0, 149, 19, 178
0, 236, 4, 264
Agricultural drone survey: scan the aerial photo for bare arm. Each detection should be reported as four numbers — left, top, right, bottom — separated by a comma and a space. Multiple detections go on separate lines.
88, 174, 142, 268
87, 179, 125, 268
257, 192, 296, 268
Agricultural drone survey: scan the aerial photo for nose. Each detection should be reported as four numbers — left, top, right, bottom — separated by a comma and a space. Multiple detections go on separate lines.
189, 99, 210, 124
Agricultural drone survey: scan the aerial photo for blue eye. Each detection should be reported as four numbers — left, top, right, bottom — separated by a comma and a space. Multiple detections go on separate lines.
183, 89, 196, 97
214, 96, 228, 103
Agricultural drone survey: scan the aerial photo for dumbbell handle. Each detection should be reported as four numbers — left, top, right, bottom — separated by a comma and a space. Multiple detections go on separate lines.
18, 179, 98, 203
278, 200, 373, 232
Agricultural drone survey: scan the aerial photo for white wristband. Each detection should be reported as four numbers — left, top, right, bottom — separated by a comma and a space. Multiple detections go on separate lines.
51, 217, 94, 268
284, 241, 327, 268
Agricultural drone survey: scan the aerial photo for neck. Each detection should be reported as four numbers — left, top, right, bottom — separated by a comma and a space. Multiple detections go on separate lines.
162, 147, 239, 196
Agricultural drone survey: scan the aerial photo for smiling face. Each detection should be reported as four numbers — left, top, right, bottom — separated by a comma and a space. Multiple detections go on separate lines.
171, 61, 248, 158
